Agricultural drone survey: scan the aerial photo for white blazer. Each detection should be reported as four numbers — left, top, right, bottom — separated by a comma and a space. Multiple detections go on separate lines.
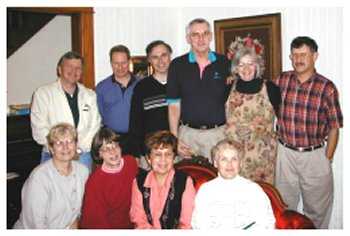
30, 78, 101, 152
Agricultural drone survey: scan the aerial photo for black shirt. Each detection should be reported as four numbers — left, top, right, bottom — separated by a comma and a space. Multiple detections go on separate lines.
235, 77, 281, 115
129, 75, 169, 156
167, 52, 231, 126
64, 87, 79, 127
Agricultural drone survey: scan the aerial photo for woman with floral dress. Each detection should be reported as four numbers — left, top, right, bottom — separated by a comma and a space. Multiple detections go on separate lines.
225, 43, 281, 185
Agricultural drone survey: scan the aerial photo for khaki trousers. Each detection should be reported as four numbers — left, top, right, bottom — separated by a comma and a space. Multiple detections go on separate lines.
275, 143, 333, 229
178, 124, 226, 163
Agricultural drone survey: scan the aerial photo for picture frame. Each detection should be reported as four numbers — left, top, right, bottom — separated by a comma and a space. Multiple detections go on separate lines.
130, 56, 152, 79
214, 13, 282, 80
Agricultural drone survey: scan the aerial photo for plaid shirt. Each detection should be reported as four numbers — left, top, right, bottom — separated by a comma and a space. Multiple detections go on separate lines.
275, 71, 343, 147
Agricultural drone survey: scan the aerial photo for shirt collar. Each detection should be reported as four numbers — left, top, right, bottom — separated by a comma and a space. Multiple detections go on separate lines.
64, 85, 79, 98
291, 70, 318, 84
111, 73, 137, 88
188, 50, 217, 63
58, 78, 79, 95
144, 168, 175, 188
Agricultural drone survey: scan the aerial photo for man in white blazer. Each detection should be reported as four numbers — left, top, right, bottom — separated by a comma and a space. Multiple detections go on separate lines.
30, 51, 101, 172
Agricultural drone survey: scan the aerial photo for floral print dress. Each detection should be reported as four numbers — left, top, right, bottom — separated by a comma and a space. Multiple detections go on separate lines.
225, 80, 277, 185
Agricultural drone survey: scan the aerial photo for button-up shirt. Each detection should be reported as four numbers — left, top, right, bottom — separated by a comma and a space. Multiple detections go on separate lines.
96, 74, 139, 133
275, 71, 343, 147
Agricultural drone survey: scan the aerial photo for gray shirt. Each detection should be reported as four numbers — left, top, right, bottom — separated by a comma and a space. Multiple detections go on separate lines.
13, 159, 89, 229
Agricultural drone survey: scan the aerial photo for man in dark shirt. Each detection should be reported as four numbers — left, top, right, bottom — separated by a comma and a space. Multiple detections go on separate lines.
275, 36, 343, 229
167, 18, 231, 162
128, 40, 173, 168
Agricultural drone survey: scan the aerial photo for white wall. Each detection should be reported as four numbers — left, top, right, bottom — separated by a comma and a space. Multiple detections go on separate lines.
94, 7, 343, 228
7, 15, 71, 106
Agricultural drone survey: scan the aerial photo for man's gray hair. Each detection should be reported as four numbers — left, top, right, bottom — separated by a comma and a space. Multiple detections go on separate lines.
186, 18, 211, 35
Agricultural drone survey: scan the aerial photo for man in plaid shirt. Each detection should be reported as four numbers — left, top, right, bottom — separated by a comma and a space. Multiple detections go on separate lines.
274, 36, 343, 229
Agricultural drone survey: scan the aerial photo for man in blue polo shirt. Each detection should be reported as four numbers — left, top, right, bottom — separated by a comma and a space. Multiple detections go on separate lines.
167, 18, 231, 162
96, 45, 139, 155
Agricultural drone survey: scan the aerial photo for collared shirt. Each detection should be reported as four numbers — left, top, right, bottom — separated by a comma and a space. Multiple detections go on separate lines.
166, 51, 231, 126
191, 175, 275, 229
130, 169, 196, 229
112, 75, 137, 94
96, 74, 139, 133
188, 50, 216, 79
275, 71, 343, 147
64, 87, 79, 128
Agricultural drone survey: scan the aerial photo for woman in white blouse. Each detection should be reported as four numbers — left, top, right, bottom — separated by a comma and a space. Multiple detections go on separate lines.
13, 123, 89, 229
191, 139, 275, 229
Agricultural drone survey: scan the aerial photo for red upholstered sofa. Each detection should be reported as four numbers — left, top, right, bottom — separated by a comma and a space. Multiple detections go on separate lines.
174, 157, 315, 229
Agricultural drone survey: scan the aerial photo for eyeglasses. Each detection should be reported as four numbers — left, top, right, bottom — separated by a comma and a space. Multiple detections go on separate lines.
189, 31, 211, 39
100, 142, 120, 153
53, 139, 75, 147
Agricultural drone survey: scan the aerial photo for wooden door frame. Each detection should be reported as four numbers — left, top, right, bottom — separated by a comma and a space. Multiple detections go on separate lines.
12, 7, 95, 89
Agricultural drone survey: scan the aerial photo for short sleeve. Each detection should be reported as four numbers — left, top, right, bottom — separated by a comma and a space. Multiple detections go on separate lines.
166, 60, 181, 101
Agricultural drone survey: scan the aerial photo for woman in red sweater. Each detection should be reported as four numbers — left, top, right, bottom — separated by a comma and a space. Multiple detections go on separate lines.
80, 127, 138, 228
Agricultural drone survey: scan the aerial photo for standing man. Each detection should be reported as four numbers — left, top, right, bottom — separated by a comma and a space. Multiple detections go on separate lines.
31, 51, 101, 172
275, 36, 343, 229
128, 40, 172, 167
96, 45, 139, 155
167, 18, 231, 161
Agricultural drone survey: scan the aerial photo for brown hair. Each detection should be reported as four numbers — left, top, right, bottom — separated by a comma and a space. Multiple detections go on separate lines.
146, 40, 172, 58
90, 127, 120, 164
109, 44, 131, 61
144, 130, 177, 156
56, 51, 83, 77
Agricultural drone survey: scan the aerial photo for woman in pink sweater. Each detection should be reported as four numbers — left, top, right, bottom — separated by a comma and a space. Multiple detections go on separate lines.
129, 130, 196, 229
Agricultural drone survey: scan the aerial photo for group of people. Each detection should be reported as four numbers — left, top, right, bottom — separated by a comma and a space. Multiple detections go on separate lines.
13, 17, 342, 229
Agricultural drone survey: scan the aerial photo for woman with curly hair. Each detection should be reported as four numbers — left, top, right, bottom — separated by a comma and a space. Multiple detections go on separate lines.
225, 43, 281, 185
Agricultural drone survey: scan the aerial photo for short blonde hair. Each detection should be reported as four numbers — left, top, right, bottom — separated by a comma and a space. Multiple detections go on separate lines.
46, 123, 77, 149
211, 139, 244, 163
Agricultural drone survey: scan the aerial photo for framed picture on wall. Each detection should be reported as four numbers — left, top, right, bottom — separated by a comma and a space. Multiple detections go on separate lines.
130, 56, 152, 79
214, 13, 282, 80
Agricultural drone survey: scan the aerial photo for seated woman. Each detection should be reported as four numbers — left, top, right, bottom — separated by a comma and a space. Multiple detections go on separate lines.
80, 127, 138, 228
129, 130, 196, 229
191, 139, 275, 229
13, 123, 89, 229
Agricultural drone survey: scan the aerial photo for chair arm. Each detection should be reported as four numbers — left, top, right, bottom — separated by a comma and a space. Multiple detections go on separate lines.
275, 210, 315, 229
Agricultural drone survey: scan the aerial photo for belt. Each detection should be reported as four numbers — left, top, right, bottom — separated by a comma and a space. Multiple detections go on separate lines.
278, 139, 324, 152
181, 121, 225, 130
